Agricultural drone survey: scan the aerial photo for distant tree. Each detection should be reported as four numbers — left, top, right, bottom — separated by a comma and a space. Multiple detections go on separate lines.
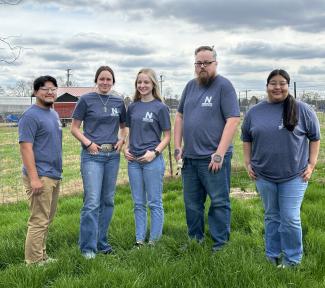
0, 85, 6, 96
124, 96, 132, 108
300, 91, 320, 104
7, 80, 33, 97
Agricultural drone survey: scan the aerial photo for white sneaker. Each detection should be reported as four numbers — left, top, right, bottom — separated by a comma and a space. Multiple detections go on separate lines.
82, 252, 96, 260
37, 257, 58, 266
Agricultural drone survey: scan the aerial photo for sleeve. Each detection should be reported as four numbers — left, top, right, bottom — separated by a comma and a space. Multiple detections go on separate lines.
158, 104, 171, 131
305, 106, 321, 141
120, 101, 127, 124
241, 112, 252, 142
220, 80, 240, 119
72, 96, 87, 120
18, 115, 38, 144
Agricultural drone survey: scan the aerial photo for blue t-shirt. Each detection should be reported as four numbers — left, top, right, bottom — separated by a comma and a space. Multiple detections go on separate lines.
178, 75, 240, 158
18, 105, 62, 180
126, 99, 171, 157
72, 92, 126, 146
241, 100, 320, 183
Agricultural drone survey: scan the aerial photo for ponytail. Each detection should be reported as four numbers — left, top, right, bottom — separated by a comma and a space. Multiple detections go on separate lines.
283, 94, 298, 131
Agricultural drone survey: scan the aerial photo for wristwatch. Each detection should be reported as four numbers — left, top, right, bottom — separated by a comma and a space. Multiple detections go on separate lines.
174, 148, 181, 158
213, 154, 223, 163
154, 149, 160, 157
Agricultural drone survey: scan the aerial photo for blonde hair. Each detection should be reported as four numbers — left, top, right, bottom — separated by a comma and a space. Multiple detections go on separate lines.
133, 68, 163, 102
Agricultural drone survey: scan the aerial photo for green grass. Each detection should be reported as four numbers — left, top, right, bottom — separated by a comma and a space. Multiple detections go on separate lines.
0, 179, 325, 287
2, 112, 324, 203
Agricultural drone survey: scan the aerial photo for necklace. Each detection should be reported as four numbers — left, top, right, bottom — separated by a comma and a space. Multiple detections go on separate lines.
97, 93, 110, 112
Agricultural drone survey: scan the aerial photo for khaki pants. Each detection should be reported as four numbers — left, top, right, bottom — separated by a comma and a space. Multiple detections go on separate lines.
23, 175, 60, 264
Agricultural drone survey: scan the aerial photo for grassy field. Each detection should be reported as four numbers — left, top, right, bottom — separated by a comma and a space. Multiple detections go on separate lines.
0, 113, 324, 287
0, 179, 325, 287
1, 112, 324, 203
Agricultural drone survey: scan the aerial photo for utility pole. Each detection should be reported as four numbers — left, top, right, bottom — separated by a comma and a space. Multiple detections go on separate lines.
159, 74, 164, 99
294, 81, 297, 99
159, 74, 173, 176
66, 69, 72, 87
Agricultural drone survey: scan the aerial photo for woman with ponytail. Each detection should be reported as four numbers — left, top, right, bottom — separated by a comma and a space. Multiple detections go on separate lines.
241, 69, 320, 268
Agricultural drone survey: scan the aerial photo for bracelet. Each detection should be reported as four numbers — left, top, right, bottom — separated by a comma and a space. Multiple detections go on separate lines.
86, 141, 93, 149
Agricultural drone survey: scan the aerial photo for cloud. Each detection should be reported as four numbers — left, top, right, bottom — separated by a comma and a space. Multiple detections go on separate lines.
64, 34, 153, 56
38, 52, 75, 62
23, 0, 325, 34
298, 64, 325, 75
117, 56, 187, 69
231, 41, 325, 59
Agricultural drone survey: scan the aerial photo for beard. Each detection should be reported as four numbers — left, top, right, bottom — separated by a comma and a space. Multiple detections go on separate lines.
196, 70, 216, 87
43, 101, 54, 107
37, 97, 54, 108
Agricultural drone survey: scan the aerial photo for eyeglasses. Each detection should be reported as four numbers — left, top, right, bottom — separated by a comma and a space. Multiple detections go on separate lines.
268, 82, 288, 87
194, 61, 216, 68
39, 87, 58, 93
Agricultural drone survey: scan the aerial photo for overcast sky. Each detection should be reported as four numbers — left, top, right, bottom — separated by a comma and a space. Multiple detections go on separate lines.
1, 0, 325, 97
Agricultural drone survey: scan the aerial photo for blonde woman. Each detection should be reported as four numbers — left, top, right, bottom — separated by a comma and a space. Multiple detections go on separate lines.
124, 68, 171, 246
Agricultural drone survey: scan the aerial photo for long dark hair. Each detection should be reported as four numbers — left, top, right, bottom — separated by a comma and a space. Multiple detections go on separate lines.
267, 69, 298, 131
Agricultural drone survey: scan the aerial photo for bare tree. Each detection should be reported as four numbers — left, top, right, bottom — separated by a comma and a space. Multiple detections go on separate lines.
0, 0, 23, 63
7, 80, 33, 97
0, 36, 23, 64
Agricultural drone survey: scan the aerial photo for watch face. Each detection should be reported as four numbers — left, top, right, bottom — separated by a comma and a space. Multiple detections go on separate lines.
213, 154, 222, 163
174, 149, 180, 157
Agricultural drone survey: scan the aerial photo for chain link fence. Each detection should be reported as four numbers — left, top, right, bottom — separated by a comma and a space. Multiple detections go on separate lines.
1, 94, 324, 204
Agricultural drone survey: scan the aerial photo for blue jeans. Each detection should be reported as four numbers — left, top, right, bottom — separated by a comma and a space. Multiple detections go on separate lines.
79, 149, 120, 254
182, 153, 232, 249
128, 155, 165, 242
256, 176, 308, 265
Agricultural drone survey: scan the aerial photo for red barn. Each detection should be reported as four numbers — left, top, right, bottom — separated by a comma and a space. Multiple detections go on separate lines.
54, 87, 94, 125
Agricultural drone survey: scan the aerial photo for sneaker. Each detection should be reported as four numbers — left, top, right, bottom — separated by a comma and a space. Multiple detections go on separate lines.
267, 257, 281, 266
148, 240, 156, 246
277, 263, 298, 269
98, 248, 113, 255
36, 257, 58, 266
134, 241, 145, 249
212, 245, 224, 253
82, 251, 96, 260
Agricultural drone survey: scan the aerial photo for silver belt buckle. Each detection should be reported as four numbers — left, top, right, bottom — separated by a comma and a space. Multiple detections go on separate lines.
100, 144, 114, 152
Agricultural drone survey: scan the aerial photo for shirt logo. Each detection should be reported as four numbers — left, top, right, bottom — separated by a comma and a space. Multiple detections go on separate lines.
58, 120, 62, 130
201, 96, 213, 107
110, 108, 119, 117
143, 111, 153, 122
278, 118, 284, 130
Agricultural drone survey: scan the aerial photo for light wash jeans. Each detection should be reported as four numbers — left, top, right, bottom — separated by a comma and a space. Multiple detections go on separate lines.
181, 153, 232, 250
79, 149, 120, 254
256, 176, 308, 266
128, 155, 165, 242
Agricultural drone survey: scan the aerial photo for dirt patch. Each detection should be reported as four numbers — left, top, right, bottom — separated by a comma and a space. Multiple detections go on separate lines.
230, 187, 258, 199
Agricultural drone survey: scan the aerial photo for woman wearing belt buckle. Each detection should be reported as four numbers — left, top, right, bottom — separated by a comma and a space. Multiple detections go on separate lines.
241, 69, 320, 268
71, 66, 127, 259
124, 68, 171, 247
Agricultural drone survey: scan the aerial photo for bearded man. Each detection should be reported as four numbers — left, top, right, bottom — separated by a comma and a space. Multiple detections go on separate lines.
174, 46, 240, 252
